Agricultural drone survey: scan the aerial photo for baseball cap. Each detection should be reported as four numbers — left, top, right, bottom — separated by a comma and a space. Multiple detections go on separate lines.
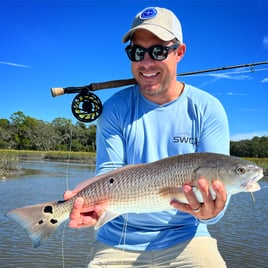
122, 7, 183, 43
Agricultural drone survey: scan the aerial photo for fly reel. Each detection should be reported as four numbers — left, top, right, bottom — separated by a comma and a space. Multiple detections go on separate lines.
71, 91, 103, 123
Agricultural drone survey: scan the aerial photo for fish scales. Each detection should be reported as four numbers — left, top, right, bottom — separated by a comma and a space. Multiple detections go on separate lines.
76, 156, 190, 212
6, 152, 264, 247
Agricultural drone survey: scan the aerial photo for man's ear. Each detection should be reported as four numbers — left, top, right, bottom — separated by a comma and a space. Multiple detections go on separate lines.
176, 43, 186, 61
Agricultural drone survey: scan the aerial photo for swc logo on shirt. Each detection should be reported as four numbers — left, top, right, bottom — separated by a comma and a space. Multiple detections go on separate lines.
173, 133, 199, 146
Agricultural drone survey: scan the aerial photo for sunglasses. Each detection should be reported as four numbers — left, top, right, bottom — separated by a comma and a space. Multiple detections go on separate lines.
125, 43, 179, 62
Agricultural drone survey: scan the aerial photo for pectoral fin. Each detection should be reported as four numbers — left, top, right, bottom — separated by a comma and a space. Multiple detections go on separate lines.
159, 187, 188, 203
95, 210, 120, 229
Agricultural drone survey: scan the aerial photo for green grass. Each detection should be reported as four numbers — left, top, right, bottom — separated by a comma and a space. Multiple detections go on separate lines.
0, 149, 96, 164
0, 150, 21, 178
0, 150, 20, 170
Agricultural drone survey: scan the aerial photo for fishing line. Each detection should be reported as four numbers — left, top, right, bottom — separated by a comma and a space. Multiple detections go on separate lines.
186, 67, 268, 77
61, 118, 73, 268
250, 192, 256, 203
120, 214, 129, 247
117, 213, 129, 266
60, 120, 97, 267
116, 85, 139, 262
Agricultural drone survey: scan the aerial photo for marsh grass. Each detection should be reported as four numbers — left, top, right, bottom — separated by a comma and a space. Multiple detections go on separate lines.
0, 150, 20, 170
0, 149, 96, 164
0, 150, 21, 178
0, 150, 96, 178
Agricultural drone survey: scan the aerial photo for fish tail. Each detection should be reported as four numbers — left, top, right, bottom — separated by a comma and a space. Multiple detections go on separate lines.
6, 201, 69, 248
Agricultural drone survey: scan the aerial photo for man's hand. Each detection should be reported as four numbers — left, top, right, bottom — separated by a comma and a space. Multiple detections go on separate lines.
170, 178, 227, 220
64, 191, 104, 228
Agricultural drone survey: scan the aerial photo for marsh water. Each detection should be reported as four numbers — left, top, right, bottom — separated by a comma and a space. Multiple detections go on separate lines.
1, 160, 268, 268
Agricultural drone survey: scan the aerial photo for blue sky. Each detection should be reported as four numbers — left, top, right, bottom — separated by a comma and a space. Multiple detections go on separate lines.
1, 0, 268, 141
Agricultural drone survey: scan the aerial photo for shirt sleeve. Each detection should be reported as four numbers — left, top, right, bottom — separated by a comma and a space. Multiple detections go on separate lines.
197, 97, 230, 155
95, 98, 127, 175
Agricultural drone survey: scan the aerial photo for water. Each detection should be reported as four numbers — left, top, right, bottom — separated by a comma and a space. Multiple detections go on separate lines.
0, 161, 267, 268
1, 161, 96, 268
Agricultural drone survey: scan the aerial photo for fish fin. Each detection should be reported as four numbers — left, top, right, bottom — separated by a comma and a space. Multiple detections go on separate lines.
6, 201, 68, 248
95, 210, 120, 229
159, 187, 188, 203
159, 186, 207, 203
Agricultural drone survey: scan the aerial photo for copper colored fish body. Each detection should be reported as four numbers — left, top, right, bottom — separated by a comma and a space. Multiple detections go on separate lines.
6, 153, 263, 247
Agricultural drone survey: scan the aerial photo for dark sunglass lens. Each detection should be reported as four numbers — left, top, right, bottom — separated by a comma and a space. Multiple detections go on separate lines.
125, 46, 145, 62
125, 46, 132, 60
128, 51, 135, 61
134, 47, 145, 61
152, 46, 168, 60
125, 44, 178, 62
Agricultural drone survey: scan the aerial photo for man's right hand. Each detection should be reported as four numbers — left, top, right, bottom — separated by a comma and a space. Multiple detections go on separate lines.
64, 191, 104, 228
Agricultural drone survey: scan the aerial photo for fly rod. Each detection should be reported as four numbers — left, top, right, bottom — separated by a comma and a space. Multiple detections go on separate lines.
50, 60, 268, 123
51, 60, 268, 97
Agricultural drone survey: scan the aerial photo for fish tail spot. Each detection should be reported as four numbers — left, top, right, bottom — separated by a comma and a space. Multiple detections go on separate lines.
50, 218, 58, 225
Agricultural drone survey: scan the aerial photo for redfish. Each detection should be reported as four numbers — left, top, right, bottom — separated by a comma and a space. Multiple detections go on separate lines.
6, 153, 263, 247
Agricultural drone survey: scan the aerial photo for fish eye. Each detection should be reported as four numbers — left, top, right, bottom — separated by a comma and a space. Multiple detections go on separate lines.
236, 167, 246, 174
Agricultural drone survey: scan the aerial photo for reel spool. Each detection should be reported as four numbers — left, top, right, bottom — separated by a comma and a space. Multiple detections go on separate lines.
71, 91, 103, 123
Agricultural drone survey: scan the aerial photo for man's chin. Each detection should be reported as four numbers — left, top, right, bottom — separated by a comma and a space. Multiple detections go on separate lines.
141, 88, 161, 97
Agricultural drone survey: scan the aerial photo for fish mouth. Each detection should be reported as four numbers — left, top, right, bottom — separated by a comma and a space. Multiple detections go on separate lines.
243, 172, 264, 192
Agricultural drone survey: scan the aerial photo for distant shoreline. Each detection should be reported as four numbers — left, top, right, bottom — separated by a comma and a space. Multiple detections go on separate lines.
0, 150, 96, 178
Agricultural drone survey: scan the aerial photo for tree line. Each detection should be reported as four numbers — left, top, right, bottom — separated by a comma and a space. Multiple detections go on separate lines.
0, 111, 96, 152
230, 136, 268, 158
0, 111, 267, 157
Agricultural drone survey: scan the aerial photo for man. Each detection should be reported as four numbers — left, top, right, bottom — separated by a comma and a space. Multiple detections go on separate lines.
65, 7, 229, 267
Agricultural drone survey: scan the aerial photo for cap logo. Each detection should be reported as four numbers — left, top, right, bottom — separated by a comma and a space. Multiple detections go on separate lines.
140, 7, 157, 20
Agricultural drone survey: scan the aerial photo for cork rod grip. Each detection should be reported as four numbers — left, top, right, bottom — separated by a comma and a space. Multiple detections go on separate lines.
51, 87, 65, 97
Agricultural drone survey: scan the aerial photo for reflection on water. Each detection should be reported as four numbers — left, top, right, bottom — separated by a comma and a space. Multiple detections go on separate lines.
0, 161, 267, 268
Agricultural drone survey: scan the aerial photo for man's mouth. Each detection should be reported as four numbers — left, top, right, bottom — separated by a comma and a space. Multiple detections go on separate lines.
140, 72, 159, 78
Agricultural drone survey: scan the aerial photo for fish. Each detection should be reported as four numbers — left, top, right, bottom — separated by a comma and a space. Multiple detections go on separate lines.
6, 152, 263, 248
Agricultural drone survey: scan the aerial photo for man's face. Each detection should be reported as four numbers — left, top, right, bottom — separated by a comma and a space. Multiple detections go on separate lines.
130, 29, 185, 101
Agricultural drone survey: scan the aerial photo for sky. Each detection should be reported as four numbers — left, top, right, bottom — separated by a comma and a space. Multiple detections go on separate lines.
0, 0, 268, 141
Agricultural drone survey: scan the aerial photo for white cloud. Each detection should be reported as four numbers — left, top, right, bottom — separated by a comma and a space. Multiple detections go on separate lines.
261, 78, 268, 83
231, 131, 268, 141
0, 61, 31, 68
263, 36, 268, 49
226, 92, 248, 96
208, 73, 251, 80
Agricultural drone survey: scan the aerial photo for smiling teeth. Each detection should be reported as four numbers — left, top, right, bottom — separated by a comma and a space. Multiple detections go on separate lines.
142, 73, 157, 77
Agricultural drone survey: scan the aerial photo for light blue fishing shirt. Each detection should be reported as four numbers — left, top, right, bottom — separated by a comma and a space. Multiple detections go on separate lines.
95, 83, 230, 251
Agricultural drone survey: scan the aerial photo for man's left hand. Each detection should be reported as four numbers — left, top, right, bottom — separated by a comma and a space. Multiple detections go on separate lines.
170, 178, 227, 220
